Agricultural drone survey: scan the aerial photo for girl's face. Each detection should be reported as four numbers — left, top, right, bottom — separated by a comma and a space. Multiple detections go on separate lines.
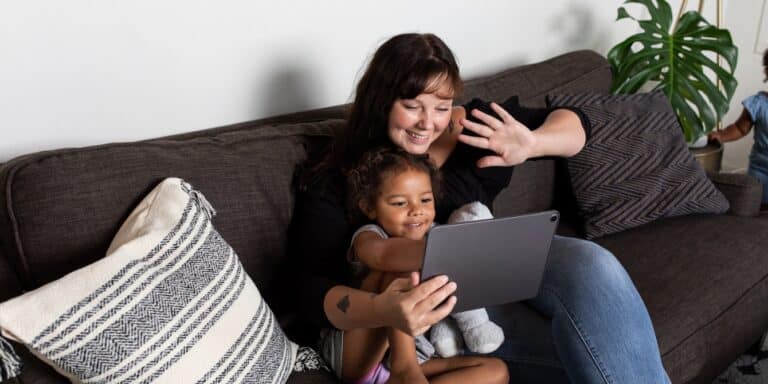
365, 168, 436, 240
388, 78, 454, 155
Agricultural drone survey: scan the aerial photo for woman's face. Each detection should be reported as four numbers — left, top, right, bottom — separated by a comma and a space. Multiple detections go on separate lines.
366, 168, 435, 240
388, 78, 454, 155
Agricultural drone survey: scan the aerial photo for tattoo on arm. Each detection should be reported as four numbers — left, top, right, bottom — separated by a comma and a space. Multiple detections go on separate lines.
337, 295, 350, 313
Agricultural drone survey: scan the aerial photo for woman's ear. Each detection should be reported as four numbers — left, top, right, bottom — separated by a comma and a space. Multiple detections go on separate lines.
359, 200, 376, 220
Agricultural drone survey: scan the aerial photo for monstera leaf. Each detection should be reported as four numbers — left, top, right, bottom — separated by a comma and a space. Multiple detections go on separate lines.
608, 0, 738, 143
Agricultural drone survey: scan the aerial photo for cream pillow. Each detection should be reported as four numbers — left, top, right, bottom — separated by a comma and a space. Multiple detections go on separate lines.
0, 178, 297, 383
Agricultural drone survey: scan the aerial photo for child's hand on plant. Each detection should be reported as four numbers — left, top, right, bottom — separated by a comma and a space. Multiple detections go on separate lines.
707, 130, 723, 143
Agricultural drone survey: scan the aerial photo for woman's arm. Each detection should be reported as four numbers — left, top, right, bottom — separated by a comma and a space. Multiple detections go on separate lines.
458, 102, 586, 167
324, 273, 457, 335
708, 108, 754, 143
352, 231, 425, 272
528, 108, 587, 158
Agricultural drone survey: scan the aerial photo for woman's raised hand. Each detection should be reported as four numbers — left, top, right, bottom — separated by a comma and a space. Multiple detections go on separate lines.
373, 272, 457, 336
458, 102, 537, 167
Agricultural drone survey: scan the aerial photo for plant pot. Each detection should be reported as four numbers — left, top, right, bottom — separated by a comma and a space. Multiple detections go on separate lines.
690, 141, 723, 173
688, 135, 709, 149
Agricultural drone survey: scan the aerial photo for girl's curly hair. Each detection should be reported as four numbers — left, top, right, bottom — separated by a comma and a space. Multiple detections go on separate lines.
346, 146, 441, 224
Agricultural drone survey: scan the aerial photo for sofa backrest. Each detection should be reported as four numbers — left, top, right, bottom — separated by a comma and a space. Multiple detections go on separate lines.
0, 50, 611, 319
0, 122, 340, 319
0, 239, 23, 303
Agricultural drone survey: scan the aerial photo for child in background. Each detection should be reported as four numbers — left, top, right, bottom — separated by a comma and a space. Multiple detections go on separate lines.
709, 48, 768, 207
320, 146, 508, 384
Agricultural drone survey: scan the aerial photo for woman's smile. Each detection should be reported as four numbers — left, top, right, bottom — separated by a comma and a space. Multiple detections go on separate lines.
405, 130, 430, 144
388, 80, 454, 154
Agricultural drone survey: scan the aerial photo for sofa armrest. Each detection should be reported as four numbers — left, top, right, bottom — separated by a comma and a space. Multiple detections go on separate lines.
707, 171, 763, 217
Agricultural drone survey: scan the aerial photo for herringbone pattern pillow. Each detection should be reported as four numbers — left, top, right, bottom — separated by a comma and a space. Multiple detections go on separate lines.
547, 91, 729, 239
0, 178, 297, 383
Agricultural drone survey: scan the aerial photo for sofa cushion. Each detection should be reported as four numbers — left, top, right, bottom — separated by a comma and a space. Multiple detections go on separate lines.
0, 178, 297, 383
0, 120, 340, 320
595, 213, 768, 382
707, 171, 763, 217
547, 91, 730, 239
492, 159, 556, 216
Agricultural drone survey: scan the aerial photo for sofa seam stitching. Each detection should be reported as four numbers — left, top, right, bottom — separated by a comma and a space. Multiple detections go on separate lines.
4, 160, 33, 290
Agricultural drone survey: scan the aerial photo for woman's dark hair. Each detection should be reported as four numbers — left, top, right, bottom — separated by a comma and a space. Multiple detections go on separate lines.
346, 146, 441, 224
763, 48, 768, 82
764, 48, 768, 68
299, 33, 461, 189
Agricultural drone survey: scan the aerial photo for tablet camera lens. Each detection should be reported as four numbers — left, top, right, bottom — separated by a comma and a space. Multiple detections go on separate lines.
550, 215, 558, 222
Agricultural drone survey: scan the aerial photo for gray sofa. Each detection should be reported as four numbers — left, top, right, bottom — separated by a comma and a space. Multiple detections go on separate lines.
1, 50, 767, 384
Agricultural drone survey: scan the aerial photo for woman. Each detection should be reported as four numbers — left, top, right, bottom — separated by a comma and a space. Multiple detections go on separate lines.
288, 33, 669, 383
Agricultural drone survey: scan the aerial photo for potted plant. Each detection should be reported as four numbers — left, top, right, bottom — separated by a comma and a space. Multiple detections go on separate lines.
607, 0, 738, 150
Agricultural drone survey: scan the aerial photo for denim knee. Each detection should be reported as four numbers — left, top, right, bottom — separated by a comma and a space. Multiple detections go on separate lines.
543, 236, 633, 298
533, 236, 666, 384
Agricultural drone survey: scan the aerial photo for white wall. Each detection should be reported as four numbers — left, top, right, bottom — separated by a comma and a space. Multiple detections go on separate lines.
0, 1, 633, 162
0, 1, 762, 168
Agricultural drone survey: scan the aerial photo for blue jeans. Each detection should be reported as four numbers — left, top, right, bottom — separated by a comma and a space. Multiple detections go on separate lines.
481, 236, 669, 384
748, 163, 768, 204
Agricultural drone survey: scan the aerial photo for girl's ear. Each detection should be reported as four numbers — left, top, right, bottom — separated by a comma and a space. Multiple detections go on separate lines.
359, 200, 376, 220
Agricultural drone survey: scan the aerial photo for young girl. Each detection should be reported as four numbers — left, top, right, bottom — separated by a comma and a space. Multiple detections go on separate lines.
324, 146, 508, 384
709, 48, 768, 207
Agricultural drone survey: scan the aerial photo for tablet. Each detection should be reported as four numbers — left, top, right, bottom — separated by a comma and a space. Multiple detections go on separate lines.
420, 210, 559, 313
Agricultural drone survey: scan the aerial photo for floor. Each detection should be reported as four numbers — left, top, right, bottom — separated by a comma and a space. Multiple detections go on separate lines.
714, 341, 768, 384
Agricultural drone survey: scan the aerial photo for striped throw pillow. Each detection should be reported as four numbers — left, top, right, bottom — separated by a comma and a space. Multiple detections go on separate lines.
547, 91, 729, 239
0, 178, 297, 383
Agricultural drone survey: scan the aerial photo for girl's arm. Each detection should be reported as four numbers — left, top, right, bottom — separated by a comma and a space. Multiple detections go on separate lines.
324, 272, 457, 334
709, 108, 754, 143
352, 231, 426, 272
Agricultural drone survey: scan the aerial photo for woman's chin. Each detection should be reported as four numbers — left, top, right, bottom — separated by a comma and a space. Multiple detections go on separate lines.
400, 140, 430, 155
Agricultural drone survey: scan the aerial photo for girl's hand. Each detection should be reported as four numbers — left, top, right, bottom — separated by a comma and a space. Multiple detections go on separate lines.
458, 102, 537, 167
708, 130, 723, 143
372, 272, 457, 336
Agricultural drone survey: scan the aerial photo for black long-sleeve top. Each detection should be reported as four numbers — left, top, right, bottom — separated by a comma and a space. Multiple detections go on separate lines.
285, 96, 590, 344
